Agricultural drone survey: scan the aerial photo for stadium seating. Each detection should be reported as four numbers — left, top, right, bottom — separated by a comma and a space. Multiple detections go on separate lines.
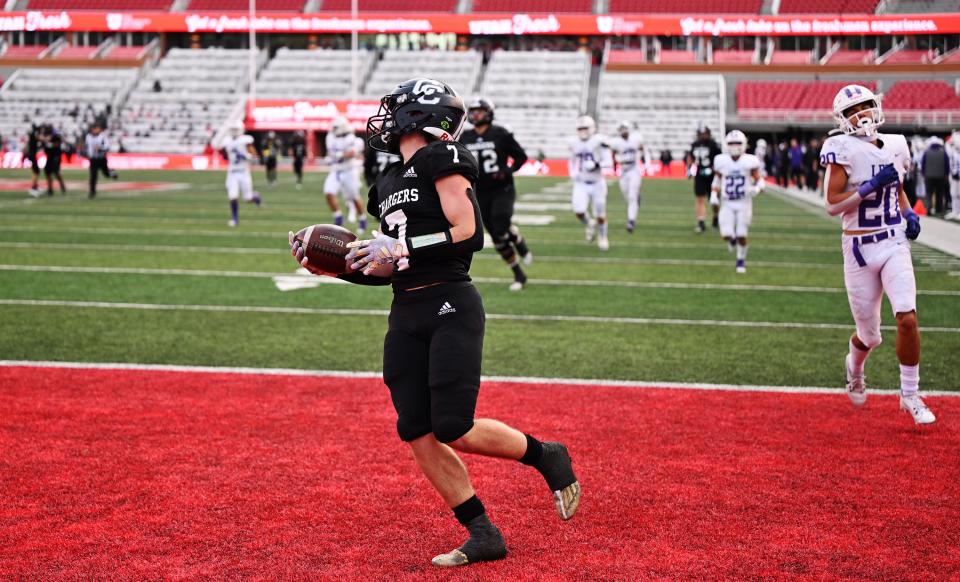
472, 0, 593, 11
479, 50, 590, 159
185, 0, 305, 10
882, 80, 960, 110
777, 0, 878, 12
876, 0, 959, 12
609, 0, 761, 12
711, 50, 755, 65
51, 45, 99, 60
598, 72, 723, 160
0, 45, 49, 60
319, 0, 456, 10
939, 50, 960, 64
0, 67, 138, 150
257, 48, 374, 99
26, 0, 173, 8
878, 50, 933, 65
822, 49, 876, 65
736, 80, 876, 112
659, 50, 697, 64
768, 50, 814, 65
102, 46, 151, 60
363, 50, 480, 100
606, 50, 648, 65
118, 48, 256, 154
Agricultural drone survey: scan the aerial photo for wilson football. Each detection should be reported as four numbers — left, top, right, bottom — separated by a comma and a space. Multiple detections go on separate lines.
294, 224, 357, 275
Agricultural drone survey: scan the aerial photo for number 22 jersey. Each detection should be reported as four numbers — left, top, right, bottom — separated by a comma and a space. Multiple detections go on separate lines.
820, 133, 910, 232
367, 140, 480, 290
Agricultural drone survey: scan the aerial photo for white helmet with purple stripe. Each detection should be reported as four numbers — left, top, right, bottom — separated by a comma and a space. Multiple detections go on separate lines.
832, 84, 885, 138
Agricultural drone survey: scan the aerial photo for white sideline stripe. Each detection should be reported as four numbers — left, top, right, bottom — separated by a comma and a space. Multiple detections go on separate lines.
4, 263, 960, 296
1, 360, 957, 397
3, 298, 960, 333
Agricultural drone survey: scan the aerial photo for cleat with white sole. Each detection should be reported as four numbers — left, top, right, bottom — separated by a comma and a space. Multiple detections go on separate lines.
900, 394, 936, 425
228, 219, 238, 227
598, 235, 609, 251
844, 354, 867, 407
431, 516, 507, 568
522, 251, 533, 266
535, 442, 581, 521
509, 281, 524, 292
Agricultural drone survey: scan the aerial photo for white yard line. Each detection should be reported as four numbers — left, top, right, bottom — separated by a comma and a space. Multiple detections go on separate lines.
3, 263, 960, 296
1, 359, 956, 396
2, 298, 959, 333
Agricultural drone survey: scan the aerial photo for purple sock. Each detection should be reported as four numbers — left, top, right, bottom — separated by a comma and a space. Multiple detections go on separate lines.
334, 214, 344, 227
359, 216, 367, 230
230, 200, 238, 222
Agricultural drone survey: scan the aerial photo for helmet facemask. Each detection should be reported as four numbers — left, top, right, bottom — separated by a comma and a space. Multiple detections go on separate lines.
837, 100, 885, 138
727, 141, 744, 158
468, 107, 492, 127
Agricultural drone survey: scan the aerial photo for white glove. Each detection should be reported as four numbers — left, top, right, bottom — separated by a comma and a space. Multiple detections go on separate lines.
345, 230, 409, 275
709, 191, 719, 207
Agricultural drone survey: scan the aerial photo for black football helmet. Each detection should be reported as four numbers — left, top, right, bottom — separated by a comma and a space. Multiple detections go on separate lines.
367, 78, 466, 154
467, 97, 495, 127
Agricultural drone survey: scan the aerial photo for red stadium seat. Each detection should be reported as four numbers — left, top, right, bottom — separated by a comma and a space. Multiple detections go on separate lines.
186, 0, 303, 9
712, 50, 754, 64
27, 0, 173, 8
0, 45, 48, 59
607, 50, 648, 65
659, 50, 697, 64
737, 80, 877, 112
52, 45, 98, 59
883, 81, 960, 110
768, 50, 813, 65
778, 0, 878, 12
473, 0, 591, 11
319, 0, 455, 10
879, 50, 932, 65
103, 46, 149, 60
609, 0, 761, 13
823, 50, 876, 65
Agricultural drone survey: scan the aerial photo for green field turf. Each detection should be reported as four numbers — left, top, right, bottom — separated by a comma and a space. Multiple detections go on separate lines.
1, 168, 958, 389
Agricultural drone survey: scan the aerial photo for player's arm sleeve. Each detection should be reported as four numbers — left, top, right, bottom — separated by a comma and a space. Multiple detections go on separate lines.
503, 132, 528, 173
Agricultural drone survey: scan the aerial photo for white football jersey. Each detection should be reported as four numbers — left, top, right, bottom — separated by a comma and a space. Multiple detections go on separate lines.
224, 135, 253, 172
820, 133, 910, 232
326, 132, 361, 172
609, 135, 646, 172
714, 153, 761, 204
568, 134, 609, 182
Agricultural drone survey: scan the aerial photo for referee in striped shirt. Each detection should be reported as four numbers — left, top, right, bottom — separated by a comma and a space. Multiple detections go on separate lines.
84, 123, 118, 199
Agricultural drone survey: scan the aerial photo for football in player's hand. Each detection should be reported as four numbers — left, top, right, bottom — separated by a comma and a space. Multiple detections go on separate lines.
293, 224, 357, 275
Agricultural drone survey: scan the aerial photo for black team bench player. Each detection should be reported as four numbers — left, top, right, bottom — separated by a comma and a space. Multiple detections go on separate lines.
289, 78, 581, 568
459, 98, 533, 291
686, 124, 722, 233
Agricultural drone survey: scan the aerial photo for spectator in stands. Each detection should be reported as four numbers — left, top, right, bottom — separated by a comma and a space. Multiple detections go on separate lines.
83, 123, 118, 199
804, 137, 820, 193
789, 138, 804, 189
921, 136, 951, 216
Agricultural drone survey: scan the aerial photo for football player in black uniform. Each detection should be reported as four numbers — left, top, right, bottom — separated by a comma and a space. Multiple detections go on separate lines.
25, 124, 42, 197
362, 141, 400, 188
288, 130, 306, 190
41, 125, 66, 196
686, 124, 722, 233
460, 98, 532, 291
261, 131, 280, 185
289, 78, 580, 568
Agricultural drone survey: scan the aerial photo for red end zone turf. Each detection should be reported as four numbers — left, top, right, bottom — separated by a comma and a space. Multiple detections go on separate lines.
1, 366, 958, 579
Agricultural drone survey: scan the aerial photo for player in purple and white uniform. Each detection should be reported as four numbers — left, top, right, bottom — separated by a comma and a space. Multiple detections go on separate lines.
710, 130, 763, 274
324, 116, 367, 234
820, 84, 934, 425
568, 115, 611, 251
222, 121, 261, 227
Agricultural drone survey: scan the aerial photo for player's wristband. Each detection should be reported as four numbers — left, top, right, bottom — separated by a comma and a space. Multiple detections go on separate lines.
856, 180, 878, 198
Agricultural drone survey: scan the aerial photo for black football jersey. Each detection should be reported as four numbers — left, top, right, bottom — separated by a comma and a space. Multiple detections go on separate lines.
690, 138, 722, 178
367, 140, 480, 290
459, 124, 528, 193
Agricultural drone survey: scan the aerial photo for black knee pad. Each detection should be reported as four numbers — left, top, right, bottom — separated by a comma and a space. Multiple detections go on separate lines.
432, 415, 475, 444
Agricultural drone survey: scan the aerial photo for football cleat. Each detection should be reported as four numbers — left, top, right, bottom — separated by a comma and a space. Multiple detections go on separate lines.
844, 353, 867, 407
431, 516, 507, 568
228, 219, 238, 227
585, 218, 596, 242
900, 394, 935, 425
509, 281, 524, 292
535, 442, 581, 521
598, 235, 610, 251
522, 251, 533, 266
626, 220, 635, 234
735, 259, 746, 274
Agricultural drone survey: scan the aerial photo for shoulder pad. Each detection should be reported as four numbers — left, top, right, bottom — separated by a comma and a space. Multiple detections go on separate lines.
422, 141, 478, 182
820, 135, 853, 168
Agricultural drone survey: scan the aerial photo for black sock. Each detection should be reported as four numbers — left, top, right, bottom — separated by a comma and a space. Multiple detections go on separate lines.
511, 264, 526, 283
519, 433, 544, 466
453, 495, 485, 526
